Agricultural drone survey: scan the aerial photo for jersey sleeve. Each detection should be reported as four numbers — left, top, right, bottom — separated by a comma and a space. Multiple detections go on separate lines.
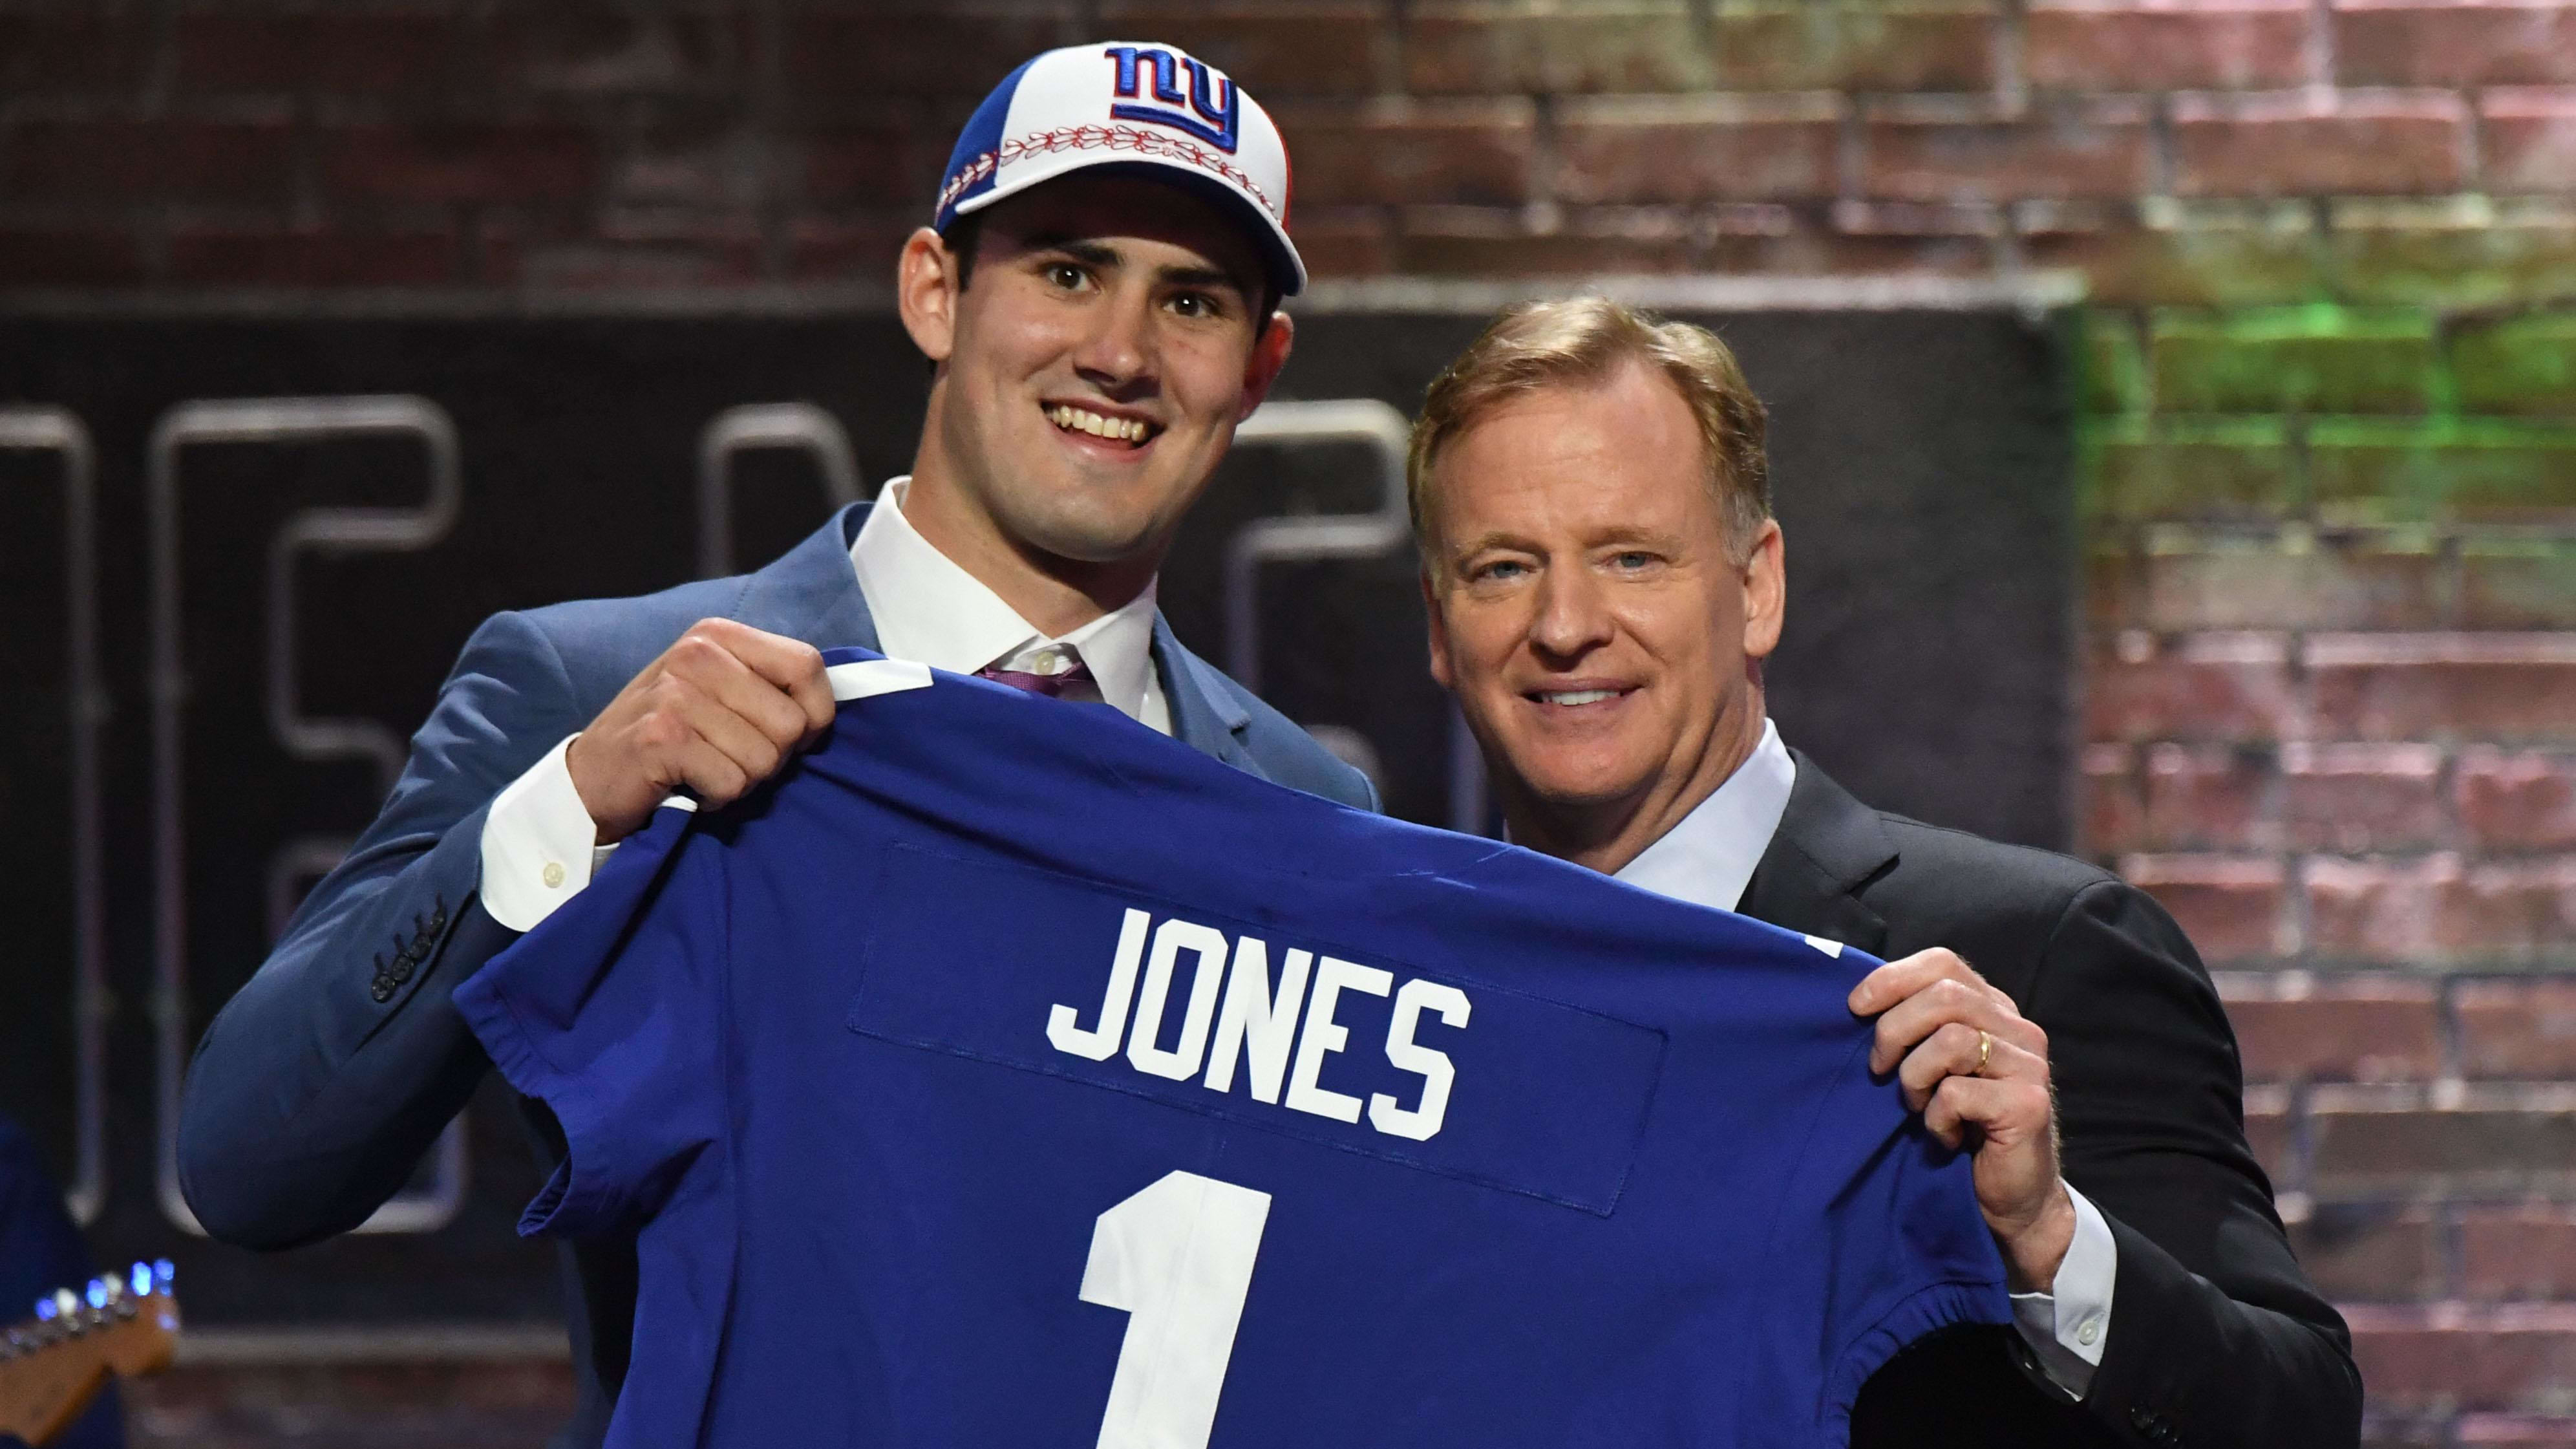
1758, 1033, 2017, 1445
454, 801, 731, 1239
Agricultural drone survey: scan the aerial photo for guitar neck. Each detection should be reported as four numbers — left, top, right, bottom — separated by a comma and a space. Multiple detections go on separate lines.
0, 1284, 180, 1446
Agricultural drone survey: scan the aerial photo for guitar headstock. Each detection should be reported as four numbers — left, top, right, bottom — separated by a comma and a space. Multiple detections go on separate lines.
0, 1261, 180, 1446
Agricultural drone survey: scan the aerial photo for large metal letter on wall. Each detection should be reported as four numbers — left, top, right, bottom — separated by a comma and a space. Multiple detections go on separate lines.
696, 403, 867, 580
0, 406, 106, 1225
149, 396, 468, 1235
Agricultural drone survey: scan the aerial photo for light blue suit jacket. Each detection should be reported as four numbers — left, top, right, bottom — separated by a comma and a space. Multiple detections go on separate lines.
176, 503, 1376, 1444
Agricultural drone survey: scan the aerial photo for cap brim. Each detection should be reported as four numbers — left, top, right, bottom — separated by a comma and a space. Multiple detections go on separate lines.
947, 156, 1306, 299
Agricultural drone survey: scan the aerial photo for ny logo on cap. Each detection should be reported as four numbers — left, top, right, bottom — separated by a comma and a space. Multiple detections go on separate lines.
1102, 45, 1239, 154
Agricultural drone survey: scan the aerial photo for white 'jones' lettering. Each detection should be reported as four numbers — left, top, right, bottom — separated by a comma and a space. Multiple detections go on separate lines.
1047, 908, 1473, 1141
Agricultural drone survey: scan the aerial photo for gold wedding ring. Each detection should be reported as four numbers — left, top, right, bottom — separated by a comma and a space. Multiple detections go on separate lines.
1974, 1029, 1992, 1076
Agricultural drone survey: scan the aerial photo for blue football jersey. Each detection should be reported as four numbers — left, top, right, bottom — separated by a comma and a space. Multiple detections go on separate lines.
456, 649, 2010, 1449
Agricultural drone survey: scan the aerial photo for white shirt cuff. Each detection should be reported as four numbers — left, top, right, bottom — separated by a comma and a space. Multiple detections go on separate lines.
477, 734, 617, 933
2007, 1181, 2117, 1399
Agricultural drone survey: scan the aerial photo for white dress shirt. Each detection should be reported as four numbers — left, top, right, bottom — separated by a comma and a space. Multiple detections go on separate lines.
1613, 718, 2118, 1399
477, 477, 1170, 934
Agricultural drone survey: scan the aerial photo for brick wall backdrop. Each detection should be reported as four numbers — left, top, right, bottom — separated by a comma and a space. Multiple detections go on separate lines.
6, 2, 2574, 1443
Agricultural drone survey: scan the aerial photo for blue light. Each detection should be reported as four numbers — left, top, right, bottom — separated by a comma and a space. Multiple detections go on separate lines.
130, 1262, 151, 1295
32, 1300, 52, 1322
152, 1259, 173, 1283
84, 1281, 105, 1310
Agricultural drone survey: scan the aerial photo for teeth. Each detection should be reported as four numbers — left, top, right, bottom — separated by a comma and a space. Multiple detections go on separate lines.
1540, 690, 1620, 706
1049, 405, 1148, 443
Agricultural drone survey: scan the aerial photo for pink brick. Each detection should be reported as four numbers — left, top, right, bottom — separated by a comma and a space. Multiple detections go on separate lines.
2142, 742, 2273, 849
2483, 89, 2576, 195
2026, 0, 2310, 91
2136, 542, 2443, 632
1555, 98, 1839, 204
2245, 1082, 2295, 1179
2085, 631, 2304, 742
2460, 978, 2576, 1077
2465, 1204, 2576, 1301
1403, 3, 1705, 93
2288, 1201, 2443, 1300
2459, 750, 2576, 849
2310, 634, 2576, 743
2337, 1, 2576, 86
2173, 91, 2469, 196
2457, 1415, 2576, 1447
1279, 100, 1535, 207
2219, 974, 2445, 1081
2312, 1084, 2576, 1194
2308, 853, 2576, 964
1862, 113, 2153, 203
2120, 853, 2291, 960
2081, 742, 2147, 853
2281, 742, 2447, 851
2348, 1302, 2576, 1409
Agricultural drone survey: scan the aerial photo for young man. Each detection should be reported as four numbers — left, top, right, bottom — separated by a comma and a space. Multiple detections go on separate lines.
177, 43, 1371, 1449
1411, 298, 2360, 1447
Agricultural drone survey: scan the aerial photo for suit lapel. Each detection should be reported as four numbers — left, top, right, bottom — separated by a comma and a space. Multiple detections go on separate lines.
1152, 615, 1258, 772
1737, 750, 1897, 957
737, 508, 1253, 769
732, 502, 882, 652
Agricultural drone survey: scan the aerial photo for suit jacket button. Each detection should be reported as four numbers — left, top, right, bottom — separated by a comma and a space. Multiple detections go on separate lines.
369, 977, 396, 1004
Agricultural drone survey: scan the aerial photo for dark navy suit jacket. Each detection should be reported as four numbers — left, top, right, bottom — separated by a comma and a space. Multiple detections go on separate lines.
176, 503, 1376, 1447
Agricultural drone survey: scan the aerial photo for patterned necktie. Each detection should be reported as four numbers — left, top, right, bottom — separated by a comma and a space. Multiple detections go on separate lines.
975, 657, 1098, 700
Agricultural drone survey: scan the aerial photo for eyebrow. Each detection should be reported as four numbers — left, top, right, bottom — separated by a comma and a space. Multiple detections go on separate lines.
1021, 233, 1255, 301
1449, 524, 1678, 560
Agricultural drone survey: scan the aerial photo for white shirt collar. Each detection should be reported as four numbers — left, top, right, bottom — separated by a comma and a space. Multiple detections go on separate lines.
850, 478, 1169, 731
1612, 718, 1797, 914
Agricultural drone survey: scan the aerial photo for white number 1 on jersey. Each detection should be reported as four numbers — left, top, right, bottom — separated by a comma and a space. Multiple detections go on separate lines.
1081, 1171, 1273, 1449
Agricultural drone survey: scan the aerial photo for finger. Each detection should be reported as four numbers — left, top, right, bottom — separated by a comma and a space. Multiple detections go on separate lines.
670, 638, 817, 753
1897, 1028, 2049, 1113
1924, 1075, 2056, 1161
670, 735, 753, 808
685, 693, 792, 789
1871, 976, 2004, 1073
1847, 948, 1978, 1016
781, 653, 836, 739
1896, 1021, 1990, 1110
697, 619, 831, 704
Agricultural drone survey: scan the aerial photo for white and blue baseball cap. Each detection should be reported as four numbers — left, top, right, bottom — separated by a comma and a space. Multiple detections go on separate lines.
934, 42, 1306, 297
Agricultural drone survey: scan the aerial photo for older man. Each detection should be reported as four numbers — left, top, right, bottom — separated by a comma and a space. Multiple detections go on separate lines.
1412, 298, 2359, 1448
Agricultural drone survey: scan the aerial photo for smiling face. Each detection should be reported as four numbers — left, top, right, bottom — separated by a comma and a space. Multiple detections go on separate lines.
1421, 359, 1785, 872
895, 171, 1293, 630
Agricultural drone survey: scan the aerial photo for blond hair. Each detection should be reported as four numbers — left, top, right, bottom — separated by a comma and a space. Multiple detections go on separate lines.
1407, 297, 1771, 561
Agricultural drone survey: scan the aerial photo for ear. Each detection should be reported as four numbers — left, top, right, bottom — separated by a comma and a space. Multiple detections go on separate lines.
897, 226, 963, 366
1420, 566, 1454, 692
1235, 308, 1296, 422
1739, 518, 1787, 663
